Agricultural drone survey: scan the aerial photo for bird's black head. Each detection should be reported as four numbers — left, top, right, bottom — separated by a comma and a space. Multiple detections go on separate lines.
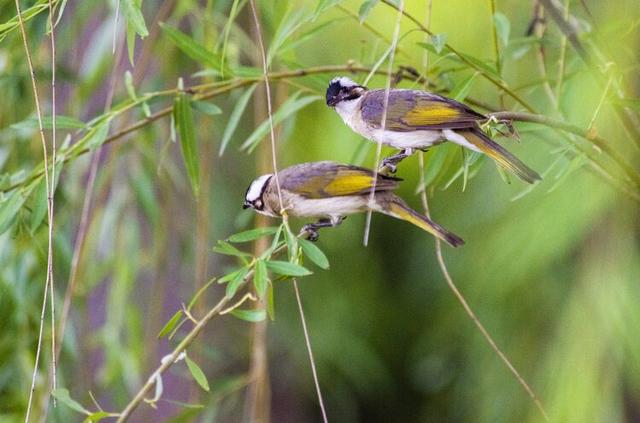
326, 77, 367, 107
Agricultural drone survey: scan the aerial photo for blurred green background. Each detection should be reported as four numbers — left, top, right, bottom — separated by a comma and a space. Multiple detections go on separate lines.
1, 0, 639, 421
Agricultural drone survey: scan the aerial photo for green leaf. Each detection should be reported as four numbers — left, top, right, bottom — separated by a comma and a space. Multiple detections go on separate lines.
158, 310, 183, 338
358, 0, 379, 22
450, 72, 479, 102
0, 191, 26, 235
191, 100, 222, 115
218, 267, 247, 284
253, 260, 269, 298
160, 23, 223, 69
124, 70, 137, 100
266, 261, 312, 277
11, 115, 86, 130
314, 0, 343, 20
84, 411, 114, 422
299, 239, 329, 269
225, 267, 249, 298
230, 309, 267, 322
173, 89, 200, 198
29, 178, 48, 232
219, 85, 257, 156
266, 284, 275, 320
122, 0, 148, 38
422, 146, 452, 188
212, 241, 252, 258
185, 356, 210, 392
493, 12, 510, 46
241, 93, 321, 152
51, 388, 90, 415
430, 33, 448, 54
85, 121, 111, 150
227, 226, 279, 243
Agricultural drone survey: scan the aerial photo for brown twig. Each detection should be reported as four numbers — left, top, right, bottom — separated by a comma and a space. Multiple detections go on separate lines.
14, 0, 56, 419
416, 155, 549, 422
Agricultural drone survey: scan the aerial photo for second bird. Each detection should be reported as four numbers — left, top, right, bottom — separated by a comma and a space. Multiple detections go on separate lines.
326, 77, 541, 184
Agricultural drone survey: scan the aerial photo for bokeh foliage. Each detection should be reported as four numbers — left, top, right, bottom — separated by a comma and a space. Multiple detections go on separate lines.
0, 0, 639, 421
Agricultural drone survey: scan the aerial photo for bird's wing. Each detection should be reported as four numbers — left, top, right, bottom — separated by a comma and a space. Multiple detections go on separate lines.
280, 162, 400, 199
360, 89, 485, 131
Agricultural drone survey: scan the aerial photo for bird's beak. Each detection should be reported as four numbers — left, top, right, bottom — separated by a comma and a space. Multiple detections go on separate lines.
326, 96, 339, 107
242, 202, 250, 209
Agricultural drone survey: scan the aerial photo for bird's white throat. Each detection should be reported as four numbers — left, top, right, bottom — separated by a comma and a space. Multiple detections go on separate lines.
334, 96, 363, 130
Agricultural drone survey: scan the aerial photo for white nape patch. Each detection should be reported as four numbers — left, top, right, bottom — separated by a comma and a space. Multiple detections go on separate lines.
330, 76, 358, 88
245, 174, 272, 202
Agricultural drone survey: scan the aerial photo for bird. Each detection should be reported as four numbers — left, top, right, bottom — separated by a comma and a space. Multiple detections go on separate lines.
242, 161, 464, 247
325, 76, 541, 183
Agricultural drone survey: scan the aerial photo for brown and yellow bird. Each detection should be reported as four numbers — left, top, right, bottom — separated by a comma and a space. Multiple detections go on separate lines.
326, 77, 541, 183
243, 161, 464, 247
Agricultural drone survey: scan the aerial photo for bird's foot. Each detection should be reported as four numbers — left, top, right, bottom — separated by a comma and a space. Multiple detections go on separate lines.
301, 225, 320, 242
379, 159, 398, 174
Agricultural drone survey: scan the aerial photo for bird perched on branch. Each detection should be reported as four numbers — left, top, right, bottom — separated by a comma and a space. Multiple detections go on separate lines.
326, 76, 541, 183
243, 161, 464, 247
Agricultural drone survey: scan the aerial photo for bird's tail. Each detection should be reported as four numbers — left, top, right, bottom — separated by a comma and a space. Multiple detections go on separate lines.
384, 198, 465, 247
460, 128, 541, 184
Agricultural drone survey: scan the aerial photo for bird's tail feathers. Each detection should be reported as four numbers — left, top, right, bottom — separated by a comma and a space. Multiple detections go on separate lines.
385, 199, 464, 247
461, 129, 541, 184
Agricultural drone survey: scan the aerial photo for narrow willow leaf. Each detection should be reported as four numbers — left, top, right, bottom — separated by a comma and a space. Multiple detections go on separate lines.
11, 115, 85, 130
158, 310, 183, 338
299, 239, 329, 269
450, 72, 479, 102
266, 261, 312, 277
85, 121, 111, 150
0, 191, 26, 235
422, 146, 451, 188
51, 388, 90, 415
313, 0, 343, 20
191, 100, 222, 115
358, 0, 379, 22
121, 0, 148, 38
126, 21, 136, 65
160, 23, 223, 69
84, 411, 114, 422
225, 267, 249, 298
173, 90, 200, 198
493, 12, 511, 46
230, 309, 267, 322
218, 267, 247, 284
185, 356, 210, 392
280, 20, 337, 53
29, 177, 49, 232
227, 226, 279, 243
124, 70, 136, 100
253, 260, 268, 298
219, 85, 256, 156
212, 241, 252, 257
266, 284, 275, 321
283, 224, 298, 262
430, 33, 448, 54
240, 94, 321, 152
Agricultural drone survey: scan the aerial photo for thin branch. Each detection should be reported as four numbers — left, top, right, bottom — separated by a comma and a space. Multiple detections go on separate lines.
363, 0, 404, 246
380, 0, 537, 113
416, 158, 549, 422
293, 280, 328, 423
490, 111, 640, 187
46, 0, 58, 406
14, 0, 55, 419
249, 0, 283, 210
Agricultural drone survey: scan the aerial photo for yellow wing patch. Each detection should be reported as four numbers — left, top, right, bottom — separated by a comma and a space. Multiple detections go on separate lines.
324, 173, 374, 196
403, 104, 460, 126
